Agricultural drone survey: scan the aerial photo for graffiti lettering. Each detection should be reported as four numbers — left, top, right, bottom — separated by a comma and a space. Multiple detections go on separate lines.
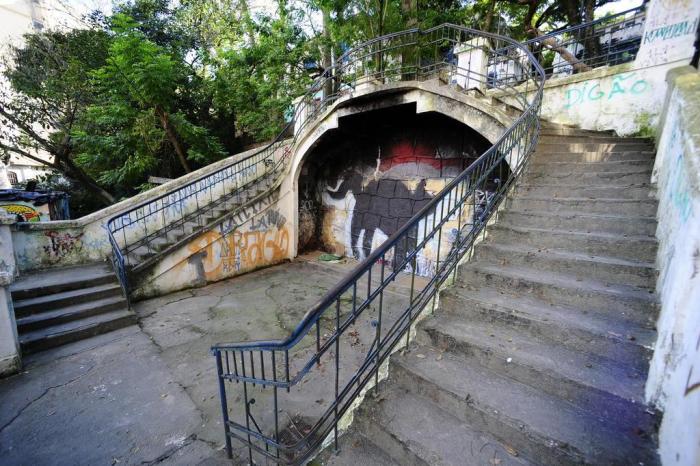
188, 209, 290, 282
643, 18, 699, 44
564, 73, 649, 109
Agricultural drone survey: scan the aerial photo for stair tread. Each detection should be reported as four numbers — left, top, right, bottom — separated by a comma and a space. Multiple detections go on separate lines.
494, 223, 658, 243
363, 384, 535, 466
519, 182, 652, 189
530, 159, 653, 166
515, 195, 656, 204
480, 241, 655, 271
322, 433, 400, 466
392, 346, 656, 464
10, 262, 114, 294
504, 208, 657, 222
442, 284, 655, 355
19, 309, 135, 344
16, 295, 127, 327
13, 282, 122, 310
527, 169, 652, 177
420, 314, 646, 403
462, 262, 656, 304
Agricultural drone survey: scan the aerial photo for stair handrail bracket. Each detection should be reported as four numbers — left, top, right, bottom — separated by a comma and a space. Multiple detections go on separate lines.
210, 24, 545, 465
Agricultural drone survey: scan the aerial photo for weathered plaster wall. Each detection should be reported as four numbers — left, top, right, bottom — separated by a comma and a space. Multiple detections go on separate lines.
496, 0, 700, 136
134, 189, 295, 298
299, 108, 497, 276
11, 144, 281, 273
646, 66, 700, 466
635, 0, 700, 68
498, 60, 690, 136
0, 214, 20, 377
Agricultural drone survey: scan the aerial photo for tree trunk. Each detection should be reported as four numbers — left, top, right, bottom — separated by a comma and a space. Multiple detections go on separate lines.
535, 31, 592, 72
155, 106, 192, 174
401, 0, 417, 78
321, 6, 334, 99
582, 0, 601, 65
60, 154, 116, 205
483, 0, 496, 32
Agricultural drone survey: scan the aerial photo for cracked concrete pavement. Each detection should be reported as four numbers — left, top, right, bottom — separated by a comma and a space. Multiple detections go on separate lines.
0, 252, 365, 465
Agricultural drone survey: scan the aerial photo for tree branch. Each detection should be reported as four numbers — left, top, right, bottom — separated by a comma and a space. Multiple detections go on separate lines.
0, 142, 57, 168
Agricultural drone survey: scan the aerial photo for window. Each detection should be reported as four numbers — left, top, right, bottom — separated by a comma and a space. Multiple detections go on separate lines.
7, 171, 18, 186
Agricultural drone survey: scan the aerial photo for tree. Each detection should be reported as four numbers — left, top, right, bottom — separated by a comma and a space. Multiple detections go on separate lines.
72, 13, 227, 192
213, 11, 311, 141
0, 29, 116, 205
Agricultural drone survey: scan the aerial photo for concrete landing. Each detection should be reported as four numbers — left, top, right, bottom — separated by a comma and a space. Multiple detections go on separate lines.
0, 252, 355, 465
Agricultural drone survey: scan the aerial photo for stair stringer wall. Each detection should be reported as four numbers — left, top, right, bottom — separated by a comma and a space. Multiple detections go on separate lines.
132, 185, 293, 299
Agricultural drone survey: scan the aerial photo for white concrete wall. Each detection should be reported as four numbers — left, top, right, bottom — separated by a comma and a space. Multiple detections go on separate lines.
11, 144, 276, 272
495, 0, 700, 136
0, 213, 20, 377
646, 66, 700, 466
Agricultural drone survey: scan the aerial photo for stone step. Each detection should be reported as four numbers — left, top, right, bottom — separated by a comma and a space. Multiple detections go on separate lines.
536, 142, 653, 153
167, 220, 205, 243
389, 346, 658, 466
13, 282, 123, 318
532, 151, 656, 163
538, 135, 652, 144
528, 159, 654, 175
126, 245, 158, 266
417, 316, 649, 417
19, 309, 136, 354
319, 432, 400, 466
15, 295, 127, 332
10, 262, 116, 300
474, 241, 656, 288
539, 126, 614, 137
524, 168, 652, 186
489, 224, 657, 262
540, 120, 615, 136
148, 236, 172, 253
457, 263, 657, 325
508, 196, 657, 217
500, 210, 657, 236
516, 183, 654, 200
438, 285, 654, 366
356, 384, 534, 466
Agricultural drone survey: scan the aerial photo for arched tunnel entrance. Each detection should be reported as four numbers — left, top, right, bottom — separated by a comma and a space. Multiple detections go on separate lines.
297, 103, 508, 262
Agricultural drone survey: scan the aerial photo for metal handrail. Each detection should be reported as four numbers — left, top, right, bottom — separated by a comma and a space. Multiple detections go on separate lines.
488, 6, 645, 86
211, 23, 545, 465
523, 6, 644, 45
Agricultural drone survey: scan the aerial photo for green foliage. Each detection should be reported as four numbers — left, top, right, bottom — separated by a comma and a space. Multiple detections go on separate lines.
2, 0, 620, 217
214, 14, 311, 140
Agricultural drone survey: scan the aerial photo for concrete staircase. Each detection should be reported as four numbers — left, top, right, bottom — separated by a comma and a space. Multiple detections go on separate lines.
125, 171, 276, 273
10, 263, 135, 354
326, 125, 660, 465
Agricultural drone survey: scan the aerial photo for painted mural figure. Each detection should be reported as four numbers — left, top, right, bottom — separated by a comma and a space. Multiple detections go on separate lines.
325, 172, 431, 270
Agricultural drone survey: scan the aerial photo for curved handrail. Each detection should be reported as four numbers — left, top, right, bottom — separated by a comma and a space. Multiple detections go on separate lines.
210, 23, 545, 465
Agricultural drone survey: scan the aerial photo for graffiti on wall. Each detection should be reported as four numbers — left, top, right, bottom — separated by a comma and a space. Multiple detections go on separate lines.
300, 111, 497, 277
42, 230, 84, 262
642, 17, 698, 44
665, 118, 694, 225
0, 203, 48, 222
564, 72, 649, 109
187, 206, 290, 283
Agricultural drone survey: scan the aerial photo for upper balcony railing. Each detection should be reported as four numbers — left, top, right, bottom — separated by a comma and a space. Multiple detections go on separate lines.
487, 6, 645, 87
211, 24, 545, 465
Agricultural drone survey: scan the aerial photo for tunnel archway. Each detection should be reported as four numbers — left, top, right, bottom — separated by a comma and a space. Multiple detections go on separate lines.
296, 103, 508, 258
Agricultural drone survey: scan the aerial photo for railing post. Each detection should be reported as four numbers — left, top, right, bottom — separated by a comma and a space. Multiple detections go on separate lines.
215, 351, 233, 459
